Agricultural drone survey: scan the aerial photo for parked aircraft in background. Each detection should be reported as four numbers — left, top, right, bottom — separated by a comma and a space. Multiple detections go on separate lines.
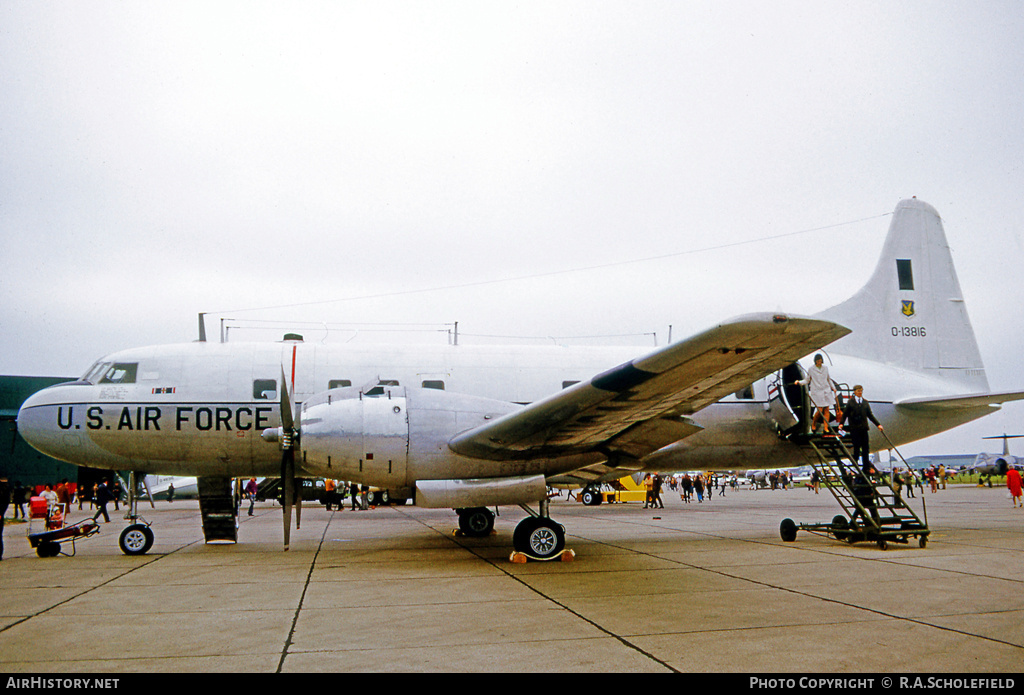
143, 475, 198, 500
17, 199, 1024, 558
746, 466, 814, 488
968, 434, 1024, 476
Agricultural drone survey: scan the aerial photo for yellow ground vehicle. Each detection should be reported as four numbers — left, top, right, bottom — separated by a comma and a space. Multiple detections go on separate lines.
579, 475, 650, 505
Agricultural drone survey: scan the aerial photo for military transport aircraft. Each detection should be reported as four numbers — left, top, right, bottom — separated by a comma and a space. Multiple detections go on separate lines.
17, 199, 1024, 558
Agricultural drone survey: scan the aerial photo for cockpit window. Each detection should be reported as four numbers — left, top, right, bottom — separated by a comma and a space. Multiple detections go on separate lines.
99, 363, 139, 384
82, 361, 111, 384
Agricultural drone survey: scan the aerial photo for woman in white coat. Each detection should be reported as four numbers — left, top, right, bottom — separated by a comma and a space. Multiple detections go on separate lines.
794, 353, 838, 434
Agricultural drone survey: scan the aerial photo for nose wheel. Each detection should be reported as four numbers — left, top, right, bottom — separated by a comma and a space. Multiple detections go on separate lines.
119, 523, 154, 555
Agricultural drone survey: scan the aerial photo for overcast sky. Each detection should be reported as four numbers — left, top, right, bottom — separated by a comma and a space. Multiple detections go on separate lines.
2, 1, 1022, 457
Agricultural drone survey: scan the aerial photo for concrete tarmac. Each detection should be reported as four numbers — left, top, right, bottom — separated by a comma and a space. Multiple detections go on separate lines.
1, 482, 1022, 673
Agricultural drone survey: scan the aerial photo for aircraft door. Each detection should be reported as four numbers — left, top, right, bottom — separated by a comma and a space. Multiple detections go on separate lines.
767, 363, 809, 436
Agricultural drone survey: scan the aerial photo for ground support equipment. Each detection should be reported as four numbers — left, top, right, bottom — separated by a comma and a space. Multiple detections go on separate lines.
27, 503, 101, 557
197, 476, 239, 544
509, 549, 575, 564
781, 434, 929, 550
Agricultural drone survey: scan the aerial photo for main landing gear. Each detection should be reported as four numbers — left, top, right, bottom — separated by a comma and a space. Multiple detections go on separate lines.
455, 499, 569, 561
512, 498, 567, 561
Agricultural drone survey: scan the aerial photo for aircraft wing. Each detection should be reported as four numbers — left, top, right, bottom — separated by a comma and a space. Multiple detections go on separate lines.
896, 390, 1024, 412
449, 313, 849, 462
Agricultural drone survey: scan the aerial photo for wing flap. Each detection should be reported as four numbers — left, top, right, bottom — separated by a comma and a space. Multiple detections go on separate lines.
449, 313, 849, 461
604, 415, 704, 460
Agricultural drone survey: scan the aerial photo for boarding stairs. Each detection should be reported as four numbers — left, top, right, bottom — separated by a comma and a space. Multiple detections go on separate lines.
197, 477, 238, 543
781, 432, 929, 549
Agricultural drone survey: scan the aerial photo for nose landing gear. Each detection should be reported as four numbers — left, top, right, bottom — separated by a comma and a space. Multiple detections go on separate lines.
119, 472, 154, 556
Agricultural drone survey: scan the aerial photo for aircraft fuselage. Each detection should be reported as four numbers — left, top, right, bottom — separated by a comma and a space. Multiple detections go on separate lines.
17, 337, 994, 486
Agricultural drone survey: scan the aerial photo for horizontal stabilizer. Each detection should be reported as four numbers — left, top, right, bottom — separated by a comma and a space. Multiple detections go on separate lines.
896, 391, 1024, 412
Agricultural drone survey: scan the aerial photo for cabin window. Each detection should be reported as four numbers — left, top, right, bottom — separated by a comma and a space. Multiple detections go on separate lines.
253, 379, 277, 400
99, 363, 138, 384
328, 379, 351, 389
897, 259, 914, 291
422, 380, 445, 390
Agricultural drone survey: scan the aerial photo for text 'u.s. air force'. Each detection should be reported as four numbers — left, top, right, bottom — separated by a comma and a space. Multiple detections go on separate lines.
56, 405, 274, 432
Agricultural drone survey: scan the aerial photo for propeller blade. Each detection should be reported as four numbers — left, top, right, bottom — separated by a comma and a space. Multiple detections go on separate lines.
282, 448, 294, 551
279, 367, 295, 431
278, 362, 301, 549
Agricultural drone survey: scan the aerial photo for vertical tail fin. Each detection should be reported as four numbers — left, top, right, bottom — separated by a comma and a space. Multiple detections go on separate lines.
816, 198, 989, 392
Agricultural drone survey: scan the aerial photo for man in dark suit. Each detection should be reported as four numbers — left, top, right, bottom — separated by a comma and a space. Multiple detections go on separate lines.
840, 385, 884, 468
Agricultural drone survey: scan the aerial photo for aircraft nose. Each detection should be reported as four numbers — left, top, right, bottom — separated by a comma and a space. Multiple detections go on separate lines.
17, 386, 75, 460
18, 390, 53, 453
18, 385, 127, 470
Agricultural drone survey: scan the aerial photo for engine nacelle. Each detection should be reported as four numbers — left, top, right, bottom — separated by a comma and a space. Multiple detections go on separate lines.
414, 475, 548, 509
297, 385, 524, 491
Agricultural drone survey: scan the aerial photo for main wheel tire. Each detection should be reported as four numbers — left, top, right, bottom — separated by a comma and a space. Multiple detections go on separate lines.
458, 507, 495, 537
119, 524, 154, 555
513, 517, 565, 559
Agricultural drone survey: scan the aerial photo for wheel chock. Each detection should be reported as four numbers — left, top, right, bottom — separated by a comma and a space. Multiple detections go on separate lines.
509, 549, 575, 563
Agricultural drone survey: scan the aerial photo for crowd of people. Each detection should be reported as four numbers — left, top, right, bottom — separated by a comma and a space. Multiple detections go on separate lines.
241, 478, 378, 516
0, 476, 124, 560
636, 472, 740, 506
0, 478, 123, 522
